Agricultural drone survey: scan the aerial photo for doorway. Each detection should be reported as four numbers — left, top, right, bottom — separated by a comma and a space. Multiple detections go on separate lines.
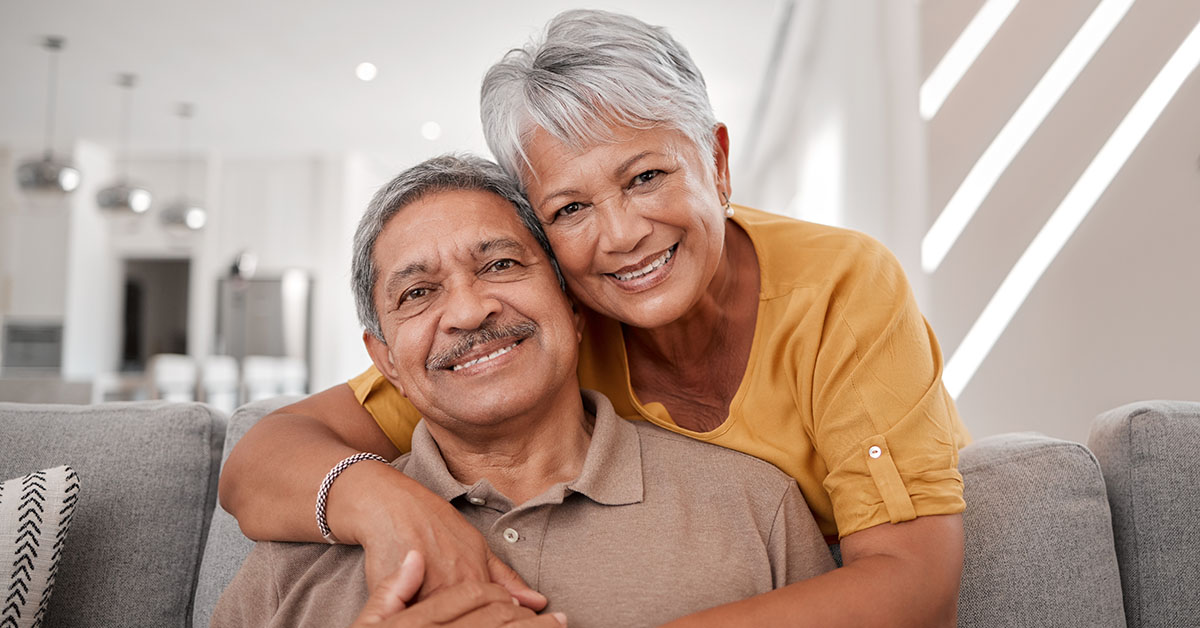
121, 259, 190, 371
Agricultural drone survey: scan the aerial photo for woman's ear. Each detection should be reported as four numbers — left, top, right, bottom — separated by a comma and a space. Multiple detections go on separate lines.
711, 123, 732, 201
362, 329, 405, 397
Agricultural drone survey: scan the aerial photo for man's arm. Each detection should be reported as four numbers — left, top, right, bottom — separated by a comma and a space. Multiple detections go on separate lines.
659, 514, 963, 627
218, 384, 545, 608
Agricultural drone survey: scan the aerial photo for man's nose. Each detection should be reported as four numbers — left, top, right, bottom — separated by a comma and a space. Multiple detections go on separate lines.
440, 283, 502, 332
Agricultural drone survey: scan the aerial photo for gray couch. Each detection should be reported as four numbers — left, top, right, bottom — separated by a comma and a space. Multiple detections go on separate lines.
1, 398, 1196, 628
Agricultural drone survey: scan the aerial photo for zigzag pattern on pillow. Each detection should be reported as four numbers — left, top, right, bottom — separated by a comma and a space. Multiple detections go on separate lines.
1, 466, 80, 628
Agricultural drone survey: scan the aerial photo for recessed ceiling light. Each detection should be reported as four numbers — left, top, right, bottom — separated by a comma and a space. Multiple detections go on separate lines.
355, 62, 377, 82
421, 121, 441, 141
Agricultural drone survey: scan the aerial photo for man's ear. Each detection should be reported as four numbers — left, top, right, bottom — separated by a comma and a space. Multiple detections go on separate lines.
710, 122, 732, 201
570, 298, 585, 344
363, 329, 405, 397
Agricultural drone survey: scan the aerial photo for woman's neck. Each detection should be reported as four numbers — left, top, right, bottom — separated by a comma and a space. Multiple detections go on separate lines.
624, 220, 760, 375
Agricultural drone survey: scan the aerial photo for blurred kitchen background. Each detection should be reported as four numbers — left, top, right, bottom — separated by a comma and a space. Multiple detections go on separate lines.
1, 0, 1196, 441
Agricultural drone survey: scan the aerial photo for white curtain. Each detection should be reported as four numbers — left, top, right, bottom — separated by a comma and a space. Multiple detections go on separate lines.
735, 0, 929, 296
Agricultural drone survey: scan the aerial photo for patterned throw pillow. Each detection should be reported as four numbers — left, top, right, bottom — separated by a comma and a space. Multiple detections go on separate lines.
0, 466, 80, 628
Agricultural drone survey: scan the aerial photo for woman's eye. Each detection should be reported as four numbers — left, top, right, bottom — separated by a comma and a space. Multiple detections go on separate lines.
555, 202, 583, 220
632, 170, 663, 186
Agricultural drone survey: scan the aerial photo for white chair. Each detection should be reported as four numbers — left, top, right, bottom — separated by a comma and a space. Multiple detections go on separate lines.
148, 354, 197, 402
278, 357, 308, 396
241, 355, 282, 403
200, 355, 239, 414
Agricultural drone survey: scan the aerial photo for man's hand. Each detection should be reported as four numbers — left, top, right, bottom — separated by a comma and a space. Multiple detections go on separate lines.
351, 550, 567, 628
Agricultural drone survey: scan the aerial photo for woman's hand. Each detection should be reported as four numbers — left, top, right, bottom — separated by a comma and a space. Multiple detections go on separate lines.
325, 458, 547, 610
352, 550, 566, 628
220, 383, 545, 610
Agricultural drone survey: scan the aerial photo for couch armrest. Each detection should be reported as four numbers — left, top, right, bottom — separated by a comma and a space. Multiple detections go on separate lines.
957, 432, 1126, 627
192, 395, 300, 628
1089, 400, 1200, 628
0, 400, 226, 628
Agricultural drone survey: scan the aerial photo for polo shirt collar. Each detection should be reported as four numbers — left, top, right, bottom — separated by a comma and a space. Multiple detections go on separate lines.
566, 389, 643, 506
397, 389, 643, 508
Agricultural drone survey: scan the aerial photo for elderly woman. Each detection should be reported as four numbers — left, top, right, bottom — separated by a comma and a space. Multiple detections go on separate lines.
221, 9, 968, 626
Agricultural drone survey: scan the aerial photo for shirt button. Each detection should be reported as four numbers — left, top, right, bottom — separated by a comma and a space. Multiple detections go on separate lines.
468, 497, 486, 506
503, 528, 519, 544
868, 445, 882, 459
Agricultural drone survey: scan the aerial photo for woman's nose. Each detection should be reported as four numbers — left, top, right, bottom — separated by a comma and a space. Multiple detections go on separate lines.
596, 199, 653, 254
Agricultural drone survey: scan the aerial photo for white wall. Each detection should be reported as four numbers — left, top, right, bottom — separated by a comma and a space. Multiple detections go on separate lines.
0, 146, 72, 321
921, 0, 1200, 442
736, 0, 929, 298
62, 140, 122, 379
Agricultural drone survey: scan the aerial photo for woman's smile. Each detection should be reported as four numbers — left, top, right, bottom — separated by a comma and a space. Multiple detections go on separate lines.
606, 243, 678, 290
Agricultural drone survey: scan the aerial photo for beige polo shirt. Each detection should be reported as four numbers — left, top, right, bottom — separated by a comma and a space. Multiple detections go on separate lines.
212, 390, 835, 628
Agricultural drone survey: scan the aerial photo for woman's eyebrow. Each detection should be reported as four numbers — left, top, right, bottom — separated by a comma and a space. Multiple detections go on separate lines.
536, 150, 657, 209
614, 150, 653, 176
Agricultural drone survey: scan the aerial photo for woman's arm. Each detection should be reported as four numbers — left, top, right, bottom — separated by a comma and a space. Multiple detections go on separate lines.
220, 383, 400, 542
659, 513, 963, 627
219, 384, 545, 608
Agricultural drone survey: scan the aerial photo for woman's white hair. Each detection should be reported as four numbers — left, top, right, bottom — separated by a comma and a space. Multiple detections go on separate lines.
480, 9, 717, 186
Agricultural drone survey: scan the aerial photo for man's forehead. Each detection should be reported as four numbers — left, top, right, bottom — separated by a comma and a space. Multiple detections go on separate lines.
377, 188, 541, 268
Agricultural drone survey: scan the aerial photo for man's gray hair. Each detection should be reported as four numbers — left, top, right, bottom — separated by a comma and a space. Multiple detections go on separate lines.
352, 153, 564, 341
480, 9, 717, 185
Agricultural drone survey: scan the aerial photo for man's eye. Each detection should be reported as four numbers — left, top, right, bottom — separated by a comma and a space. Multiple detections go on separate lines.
487, 259, 518, 272
401, 287, 430, 303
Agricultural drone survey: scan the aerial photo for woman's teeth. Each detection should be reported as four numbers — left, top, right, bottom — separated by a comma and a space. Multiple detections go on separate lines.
450, 342, 518, 371
612, 246, 675, 282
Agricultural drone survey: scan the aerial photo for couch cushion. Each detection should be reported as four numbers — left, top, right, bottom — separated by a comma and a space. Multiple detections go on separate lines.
1088, 400, 1200, 628
0, 465, 79, 628
957, 433, 1125, 627
192, 396, 299, 628
0, 401, 225, 628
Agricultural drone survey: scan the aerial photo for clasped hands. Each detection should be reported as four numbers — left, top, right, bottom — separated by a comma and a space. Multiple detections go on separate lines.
351, 550, 567, 628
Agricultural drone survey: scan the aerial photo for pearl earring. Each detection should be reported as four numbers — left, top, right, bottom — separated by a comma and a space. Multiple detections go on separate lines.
722, 193, 734, 218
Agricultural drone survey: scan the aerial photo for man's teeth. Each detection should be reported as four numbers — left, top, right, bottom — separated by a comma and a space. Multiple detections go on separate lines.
450, 342, 518, 371
613, 247, 674, 281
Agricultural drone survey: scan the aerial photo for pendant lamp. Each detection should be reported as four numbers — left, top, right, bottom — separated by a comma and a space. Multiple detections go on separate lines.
97, 73, 152, 213
16, 36, 81, 193
161, 103, 207, 231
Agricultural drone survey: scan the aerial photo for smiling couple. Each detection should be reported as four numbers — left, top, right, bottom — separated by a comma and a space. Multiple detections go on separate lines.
216, 8, 969, 628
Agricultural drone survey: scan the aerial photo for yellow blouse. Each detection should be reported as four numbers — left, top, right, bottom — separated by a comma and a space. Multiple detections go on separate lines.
349, 205, 968, 539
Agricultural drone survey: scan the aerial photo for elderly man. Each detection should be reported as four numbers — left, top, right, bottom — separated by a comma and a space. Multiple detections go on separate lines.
212, 155, 834, 628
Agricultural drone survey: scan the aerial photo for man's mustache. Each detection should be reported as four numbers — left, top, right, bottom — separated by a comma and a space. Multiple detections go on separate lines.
425, 320, 538, 371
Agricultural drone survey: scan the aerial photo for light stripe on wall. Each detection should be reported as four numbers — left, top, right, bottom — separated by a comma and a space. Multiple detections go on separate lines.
943, 17, 1200, 399
920, 0, 1020, 121
922, 0, 1135, 274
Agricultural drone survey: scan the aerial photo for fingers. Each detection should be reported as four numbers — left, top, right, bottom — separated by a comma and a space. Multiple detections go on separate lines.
503, 612, 568, 627
392, 550, 426, 604
410, 581, 523, 624
355, 551, 426, 624
487, 551, 547, 611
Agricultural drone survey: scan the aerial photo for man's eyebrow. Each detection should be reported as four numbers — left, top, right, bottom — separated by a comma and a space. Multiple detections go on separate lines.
537, 151, 655, 209
383, 261, 428, 300
476, 237, 526, 256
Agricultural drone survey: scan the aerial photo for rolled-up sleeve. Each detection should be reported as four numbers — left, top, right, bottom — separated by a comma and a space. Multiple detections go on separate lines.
812, 238, 966, 538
